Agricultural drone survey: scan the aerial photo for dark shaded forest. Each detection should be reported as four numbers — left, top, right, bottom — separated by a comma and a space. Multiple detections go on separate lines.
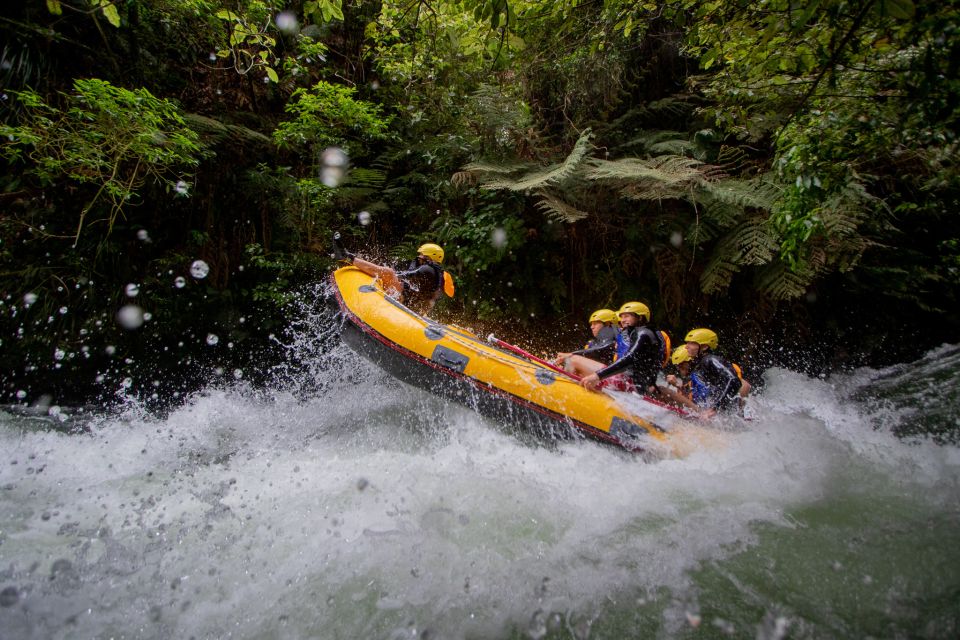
1, 0, 958, 407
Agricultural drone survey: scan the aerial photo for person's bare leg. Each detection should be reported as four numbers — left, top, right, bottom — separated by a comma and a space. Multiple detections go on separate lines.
566, 355, 605, 377
352, 257, 402, 296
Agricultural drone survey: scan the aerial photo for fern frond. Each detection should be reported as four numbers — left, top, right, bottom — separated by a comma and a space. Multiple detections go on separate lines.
702, 178, 780, 211
615, 130, 689, 153
686, 218, 724, 246
461, 160, 534, 175
344, 167, 386, 189
700, 236, 743, 294
478, 129, 594, 192
649, 139, 699, 156
534, 190, 590, 223
586, 155, 704, 183
737, 220, 779, 265
756, 260, 811, 300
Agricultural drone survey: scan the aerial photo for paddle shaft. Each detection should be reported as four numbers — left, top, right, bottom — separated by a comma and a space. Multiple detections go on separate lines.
489, 337, 581, 381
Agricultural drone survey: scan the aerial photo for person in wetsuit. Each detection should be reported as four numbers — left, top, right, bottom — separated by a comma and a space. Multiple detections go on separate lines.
553, 308, 619, 375
660, 345, 700, 410
332, 233, 452, 316
579, 301, 666, 395
683, 328, 751, 417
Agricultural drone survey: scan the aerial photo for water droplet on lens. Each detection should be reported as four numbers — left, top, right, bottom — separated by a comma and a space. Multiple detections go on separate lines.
58, 306, 68, 315
206, 333, 219, 346
321, 147, 348, 167
275, 11, 298, 33
670, 231, 683, 248
116, 305, 144, 330
357, 210, 371, 225
209, 52, 217, 62
15, 390, 26, 400
190, 260, 210, 279
174, 180, 189, 196
23, 292, 37, 307
491, 227, 507, 249
321, 166, 344, 187
125, 283, 140, 297
137, 229, 150, 241
174, 276, 186, 288
54, 349, 65, 361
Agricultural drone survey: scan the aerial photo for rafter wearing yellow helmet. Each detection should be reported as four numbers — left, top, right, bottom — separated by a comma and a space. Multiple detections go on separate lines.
554, 308, 620, 374
331, 232, 452, 316
680, 327, 751, 417
578, 300, 669, 396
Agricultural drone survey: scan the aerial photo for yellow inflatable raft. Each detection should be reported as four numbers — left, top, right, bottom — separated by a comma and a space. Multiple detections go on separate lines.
331, 266, 703, 455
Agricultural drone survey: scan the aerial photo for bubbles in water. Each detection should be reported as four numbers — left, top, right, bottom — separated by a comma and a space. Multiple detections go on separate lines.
491, 227, 508, 249
125, 283, 140, 297
275, 11, 299, 33
23, 292, 37, 307
174, 276, 186, 289
357, 210, 371, 226
670, 231, 683, 248
320, 147, 348, 187
174, 180, 190, 196
190, 260, 210, 279
206, 333, 219, 346
116, 305, 144, 330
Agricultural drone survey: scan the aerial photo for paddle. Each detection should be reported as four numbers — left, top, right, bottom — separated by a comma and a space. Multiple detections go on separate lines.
486, 334, 581, 381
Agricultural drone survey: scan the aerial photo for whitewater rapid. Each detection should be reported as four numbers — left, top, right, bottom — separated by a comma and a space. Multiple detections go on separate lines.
1, 343, 958, 639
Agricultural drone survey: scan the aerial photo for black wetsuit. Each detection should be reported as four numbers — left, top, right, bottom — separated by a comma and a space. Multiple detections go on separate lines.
571, 325, 618, 365
596, 324, 662, 390
397, 259, 443, 315
691, 353, 741, 411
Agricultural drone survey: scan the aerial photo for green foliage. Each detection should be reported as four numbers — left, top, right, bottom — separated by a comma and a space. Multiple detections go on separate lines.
0, 78, 204, 244
273, 81, 392, 152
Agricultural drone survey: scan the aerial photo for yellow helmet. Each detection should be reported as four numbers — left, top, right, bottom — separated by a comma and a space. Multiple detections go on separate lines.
417, 243, 444, 264
617, 301, 650, 322
588, 308, 617, 324
671, 345, 693, 365
684, 328, 718, 350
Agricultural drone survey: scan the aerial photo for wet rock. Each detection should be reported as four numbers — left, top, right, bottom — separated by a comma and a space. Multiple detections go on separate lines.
0, 585, 19, 607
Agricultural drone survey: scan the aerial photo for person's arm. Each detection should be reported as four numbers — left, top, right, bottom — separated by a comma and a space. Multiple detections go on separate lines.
570, 340, 615, 361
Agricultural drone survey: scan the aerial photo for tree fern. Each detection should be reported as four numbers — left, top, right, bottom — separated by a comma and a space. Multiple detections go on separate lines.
478, 129, 594, 192
756, 260, 812, 300
699, 178, 781, 212
737, 220, 779, 265
700, 235, 743, 294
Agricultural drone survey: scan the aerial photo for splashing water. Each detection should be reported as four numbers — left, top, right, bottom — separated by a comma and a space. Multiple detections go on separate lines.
1, 290, 958, 639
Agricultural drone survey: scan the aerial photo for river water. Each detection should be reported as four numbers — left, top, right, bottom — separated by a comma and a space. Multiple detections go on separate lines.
1, 319, 959, 638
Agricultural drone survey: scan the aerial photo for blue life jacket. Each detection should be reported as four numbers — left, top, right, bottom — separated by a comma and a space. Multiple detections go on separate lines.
690, 372, 711, 406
